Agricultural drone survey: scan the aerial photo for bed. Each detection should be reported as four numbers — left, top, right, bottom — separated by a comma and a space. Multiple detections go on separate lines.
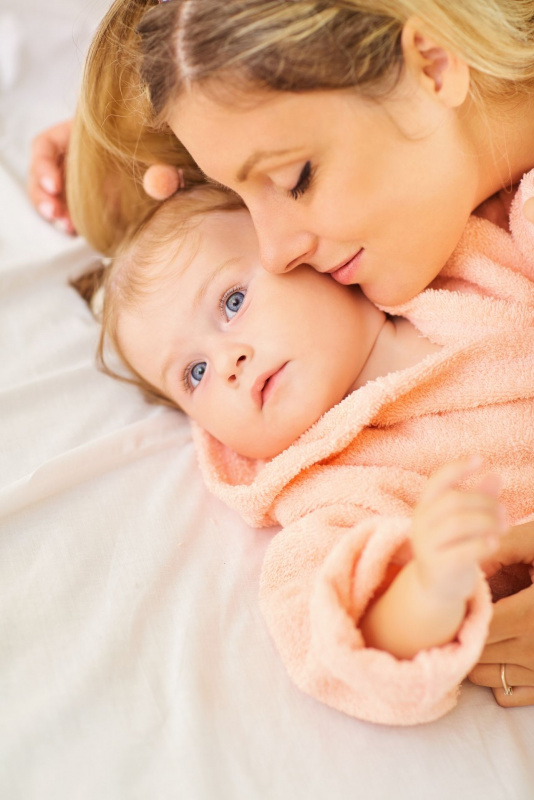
1, 1, 533, 798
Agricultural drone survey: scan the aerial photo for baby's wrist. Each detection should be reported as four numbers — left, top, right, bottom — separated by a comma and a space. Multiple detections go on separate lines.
411, 561, 470, 614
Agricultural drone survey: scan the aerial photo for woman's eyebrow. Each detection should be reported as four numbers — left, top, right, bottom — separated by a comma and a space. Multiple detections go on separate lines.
237, 148, 297, 182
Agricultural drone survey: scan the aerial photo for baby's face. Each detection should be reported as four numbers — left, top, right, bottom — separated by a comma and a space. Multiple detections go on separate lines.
117, 209, 383, 459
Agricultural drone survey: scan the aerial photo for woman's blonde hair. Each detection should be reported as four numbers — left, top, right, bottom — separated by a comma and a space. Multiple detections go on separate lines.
138, 0, 534, 112
69, 0, 534, 254
66, 0, 204, 256
98, 185, 244, 407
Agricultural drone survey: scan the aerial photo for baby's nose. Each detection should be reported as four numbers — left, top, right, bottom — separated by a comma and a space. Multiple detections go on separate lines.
227, 353, 247, 383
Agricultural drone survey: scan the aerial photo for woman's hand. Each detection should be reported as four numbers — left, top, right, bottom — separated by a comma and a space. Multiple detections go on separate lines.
468, 521, 534, 706
27, 119, 75, 234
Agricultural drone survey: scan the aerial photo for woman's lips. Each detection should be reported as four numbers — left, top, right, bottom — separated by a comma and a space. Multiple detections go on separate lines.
329, 248, 364, 285
251, 363, 288, 408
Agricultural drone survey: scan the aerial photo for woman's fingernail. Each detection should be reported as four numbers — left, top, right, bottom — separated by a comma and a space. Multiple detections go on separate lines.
53, 218, 71, 234
38, 201, 55, 220
40, 176, 57, 194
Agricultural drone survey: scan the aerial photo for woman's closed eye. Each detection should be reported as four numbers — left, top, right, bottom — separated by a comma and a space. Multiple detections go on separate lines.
289, 161, 314, 200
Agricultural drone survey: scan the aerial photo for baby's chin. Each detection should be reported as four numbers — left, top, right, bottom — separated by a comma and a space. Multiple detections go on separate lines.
222, 428, 305, 461
228, 439, 293, 461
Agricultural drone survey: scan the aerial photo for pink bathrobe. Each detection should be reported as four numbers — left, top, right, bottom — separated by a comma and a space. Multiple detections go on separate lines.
193, 171, 534, 726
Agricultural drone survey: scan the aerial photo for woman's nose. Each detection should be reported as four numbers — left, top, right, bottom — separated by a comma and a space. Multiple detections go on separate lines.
252, 204, 317, 275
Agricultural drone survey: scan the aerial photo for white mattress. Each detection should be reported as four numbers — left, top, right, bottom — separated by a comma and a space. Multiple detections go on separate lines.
1, 2, 533, 798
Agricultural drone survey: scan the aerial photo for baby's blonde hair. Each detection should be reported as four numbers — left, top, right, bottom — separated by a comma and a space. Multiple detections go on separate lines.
70, 0, 534, 254
98, 185, 244, 407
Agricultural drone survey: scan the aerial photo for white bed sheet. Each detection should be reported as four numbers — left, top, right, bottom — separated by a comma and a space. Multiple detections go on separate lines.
1, 2, 533, 798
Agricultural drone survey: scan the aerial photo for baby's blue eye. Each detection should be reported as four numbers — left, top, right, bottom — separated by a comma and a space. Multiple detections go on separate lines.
225, 290, 245, 319
190, 362, 206, 387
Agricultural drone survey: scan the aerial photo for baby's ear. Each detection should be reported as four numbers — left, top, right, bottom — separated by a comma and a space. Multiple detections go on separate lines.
143, 164, 184, 200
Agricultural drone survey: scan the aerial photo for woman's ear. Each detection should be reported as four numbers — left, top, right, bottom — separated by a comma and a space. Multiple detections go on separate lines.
401, 20, 470, 109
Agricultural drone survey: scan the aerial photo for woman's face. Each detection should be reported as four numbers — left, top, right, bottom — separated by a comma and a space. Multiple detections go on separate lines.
169, 85, 479, 306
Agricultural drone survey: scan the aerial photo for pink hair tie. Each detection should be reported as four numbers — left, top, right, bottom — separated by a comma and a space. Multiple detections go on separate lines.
143, 165, 184, 200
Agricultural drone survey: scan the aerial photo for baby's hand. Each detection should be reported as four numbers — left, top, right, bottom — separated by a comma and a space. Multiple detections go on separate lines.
27, 119, 75, 234
412, 458, 508, 605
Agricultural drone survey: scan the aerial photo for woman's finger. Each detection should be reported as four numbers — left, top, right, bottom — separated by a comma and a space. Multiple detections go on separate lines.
468, 662, 534, 688
491, 685, 534, 707
29, 187, 75, 234
468, 663, 534, 707
485, 584, 534, 644
488, 520, 534, 567
31, 186, 67, 220
27, 119, 74, 229
29, 134, 64, 192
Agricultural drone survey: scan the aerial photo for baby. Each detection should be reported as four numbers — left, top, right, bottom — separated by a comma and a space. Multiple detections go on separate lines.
100, 182, 534, 725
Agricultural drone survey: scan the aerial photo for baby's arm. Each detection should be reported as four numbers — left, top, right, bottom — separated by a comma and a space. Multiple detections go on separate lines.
361, 458, 507, 659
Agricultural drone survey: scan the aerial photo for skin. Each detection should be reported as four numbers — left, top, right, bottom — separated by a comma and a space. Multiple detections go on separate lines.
169, 28, 534, 307
164, 28, 534, 697
28, 21, 534, 704
170, 87, 477, 307
28, 119, 75, 234
116, 209, 388, 460
116, 207, 504, 657
361, 458, 504, 659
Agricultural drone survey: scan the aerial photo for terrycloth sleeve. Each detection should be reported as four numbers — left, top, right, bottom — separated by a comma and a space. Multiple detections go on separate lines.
259, 504, 492, 726
510, 168, 534, 276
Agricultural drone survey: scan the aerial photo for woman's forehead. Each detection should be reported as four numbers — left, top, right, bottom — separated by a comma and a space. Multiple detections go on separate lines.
171, 89, 350, 169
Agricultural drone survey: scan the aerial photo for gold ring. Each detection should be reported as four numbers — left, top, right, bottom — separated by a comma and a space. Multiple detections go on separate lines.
500, 663, 513, 696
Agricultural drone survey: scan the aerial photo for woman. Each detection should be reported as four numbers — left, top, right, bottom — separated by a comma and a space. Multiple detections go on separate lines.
28, 0, 534, 705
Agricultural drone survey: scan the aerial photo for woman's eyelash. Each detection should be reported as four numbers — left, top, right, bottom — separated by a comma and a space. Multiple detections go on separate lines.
289, 161, 313, 200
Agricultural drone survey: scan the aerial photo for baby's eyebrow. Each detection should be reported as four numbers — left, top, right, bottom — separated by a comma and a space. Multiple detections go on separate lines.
193, 257, 242, 308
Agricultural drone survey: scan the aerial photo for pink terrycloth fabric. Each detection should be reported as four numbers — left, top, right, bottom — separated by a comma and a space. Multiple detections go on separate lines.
192, 171, 534, 726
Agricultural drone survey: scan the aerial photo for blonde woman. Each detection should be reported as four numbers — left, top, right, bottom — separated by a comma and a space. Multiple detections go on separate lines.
28, 0, 534, 706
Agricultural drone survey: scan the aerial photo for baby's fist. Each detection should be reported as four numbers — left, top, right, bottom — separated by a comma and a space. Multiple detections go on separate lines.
412, 458, 507, 603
